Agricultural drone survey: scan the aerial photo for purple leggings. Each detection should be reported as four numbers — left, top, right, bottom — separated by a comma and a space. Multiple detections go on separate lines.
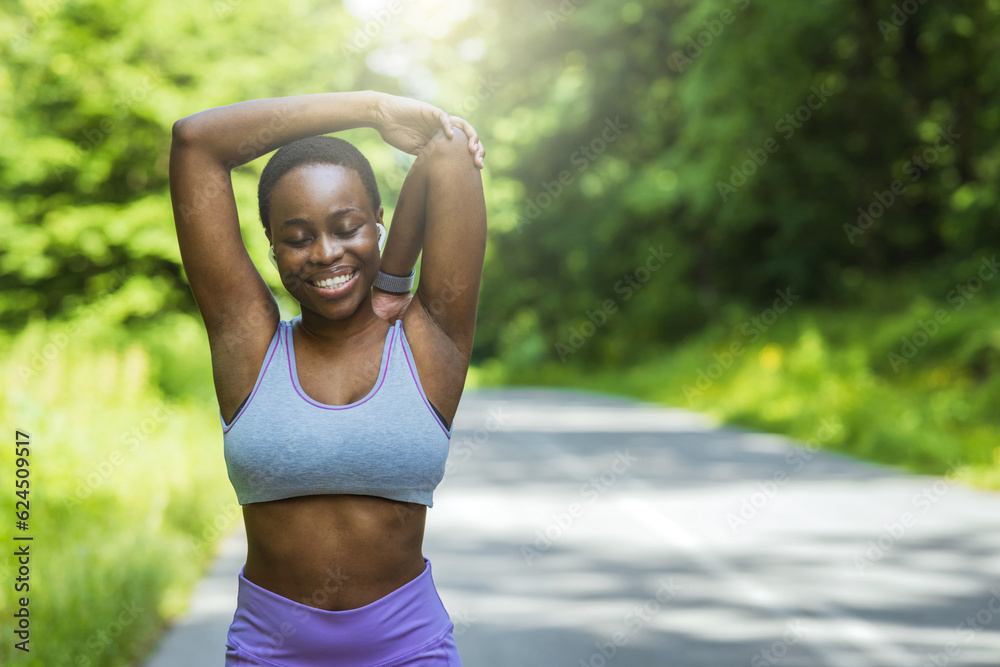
225, 557, 462, 666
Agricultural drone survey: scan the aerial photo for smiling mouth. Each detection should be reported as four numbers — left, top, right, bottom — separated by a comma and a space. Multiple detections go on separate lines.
306, 269, 358, 295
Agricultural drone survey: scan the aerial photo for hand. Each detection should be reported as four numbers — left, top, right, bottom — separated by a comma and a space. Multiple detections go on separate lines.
443, 115, 486, 169
373, 93, 452, 155
371, 287, 414, 323
373, 93, 486, 168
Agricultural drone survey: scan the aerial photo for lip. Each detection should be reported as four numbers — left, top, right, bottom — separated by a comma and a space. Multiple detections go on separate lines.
306, 269, 359, 298
309, 265, 357, 281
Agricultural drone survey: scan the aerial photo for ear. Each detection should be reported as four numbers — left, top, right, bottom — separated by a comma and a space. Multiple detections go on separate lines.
375, 207, 386, 253
377, 222, 387, 254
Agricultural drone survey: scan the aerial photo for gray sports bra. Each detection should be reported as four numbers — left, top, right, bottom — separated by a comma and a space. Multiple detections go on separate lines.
220, 315, 453, 507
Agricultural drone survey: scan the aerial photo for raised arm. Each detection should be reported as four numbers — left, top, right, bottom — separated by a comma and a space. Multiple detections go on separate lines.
404, 124, 487, 359
172, 91, 381, 171
372, 107, 485, 324
169, 91, 386, 340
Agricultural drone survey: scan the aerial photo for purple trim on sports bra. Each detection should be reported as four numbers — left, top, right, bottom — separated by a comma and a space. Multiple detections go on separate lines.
286, 318, 395, 410
396, 320, 453, 438
220, 321, 282, 433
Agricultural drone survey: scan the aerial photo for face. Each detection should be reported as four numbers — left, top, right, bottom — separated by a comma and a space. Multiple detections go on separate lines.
265, 163, 382, 320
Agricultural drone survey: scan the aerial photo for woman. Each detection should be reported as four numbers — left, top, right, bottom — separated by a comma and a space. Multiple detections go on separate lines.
169, 90, 486, 666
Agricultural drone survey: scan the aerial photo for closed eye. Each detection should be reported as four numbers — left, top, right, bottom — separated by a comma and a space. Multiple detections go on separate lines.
285, 225, 362, 245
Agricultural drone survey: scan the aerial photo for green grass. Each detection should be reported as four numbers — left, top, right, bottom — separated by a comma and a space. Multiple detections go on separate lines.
0, 315, 237, 667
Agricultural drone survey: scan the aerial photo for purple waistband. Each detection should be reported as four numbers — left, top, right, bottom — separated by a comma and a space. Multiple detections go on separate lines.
227, 557, 455, 666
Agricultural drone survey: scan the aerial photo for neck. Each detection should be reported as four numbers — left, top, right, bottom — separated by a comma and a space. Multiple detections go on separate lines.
296, 292, 387, 350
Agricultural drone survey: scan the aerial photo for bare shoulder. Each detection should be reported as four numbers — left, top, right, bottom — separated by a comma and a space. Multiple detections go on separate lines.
209, 299, 282, 425
400, 296, 471, 427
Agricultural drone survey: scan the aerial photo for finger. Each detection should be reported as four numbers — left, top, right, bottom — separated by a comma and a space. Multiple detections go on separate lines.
449, 116, 485, 168
439, 111, 454, 138
450, 116, 479, 150
464, 125, 478, 151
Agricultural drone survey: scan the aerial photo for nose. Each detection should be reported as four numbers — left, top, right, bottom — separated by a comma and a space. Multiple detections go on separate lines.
310, 231, 346, 266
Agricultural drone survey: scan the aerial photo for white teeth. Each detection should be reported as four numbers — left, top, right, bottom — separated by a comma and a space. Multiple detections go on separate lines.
311, 271, 354, 289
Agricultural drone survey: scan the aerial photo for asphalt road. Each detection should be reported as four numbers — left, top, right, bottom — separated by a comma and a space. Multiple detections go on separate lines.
142, 388, 1000, 666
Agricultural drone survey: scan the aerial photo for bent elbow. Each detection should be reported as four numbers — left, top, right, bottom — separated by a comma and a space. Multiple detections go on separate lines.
171, 117, 200, 148
423, 126, 476, 165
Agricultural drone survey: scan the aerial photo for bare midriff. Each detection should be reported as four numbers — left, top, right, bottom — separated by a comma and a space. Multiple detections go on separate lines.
241, 493, 428, 611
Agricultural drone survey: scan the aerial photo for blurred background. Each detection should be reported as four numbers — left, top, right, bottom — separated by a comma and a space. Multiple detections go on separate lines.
2, 0, 999, 663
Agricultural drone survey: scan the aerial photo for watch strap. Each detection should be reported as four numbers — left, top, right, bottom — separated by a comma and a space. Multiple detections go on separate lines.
373, 268, 415, 294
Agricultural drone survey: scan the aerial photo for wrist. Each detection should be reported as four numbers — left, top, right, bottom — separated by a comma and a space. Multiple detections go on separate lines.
365, 90, 386, 130
373, 268, 416, 294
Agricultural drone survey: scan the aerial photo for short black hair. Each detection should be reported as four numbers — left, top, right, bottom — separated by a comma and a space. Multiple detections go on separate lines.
257, 135, 381, 234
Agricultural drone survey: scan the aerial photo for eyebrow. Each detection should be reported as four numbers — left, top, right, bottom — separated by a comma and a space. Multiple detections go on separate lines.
278, 207, 362, 231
